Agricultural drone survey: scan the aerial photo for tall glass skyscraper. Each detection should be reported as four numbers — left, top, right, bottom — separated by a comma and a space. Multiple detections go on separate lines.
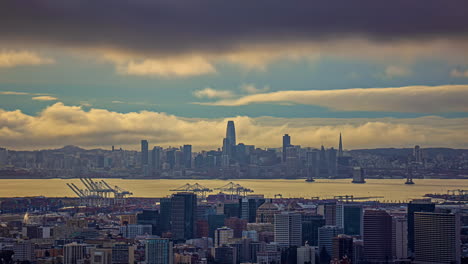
226, 121, 236, 147
145, 238, 173, 264
141, 140, 149, 166
171, 192, 197, 241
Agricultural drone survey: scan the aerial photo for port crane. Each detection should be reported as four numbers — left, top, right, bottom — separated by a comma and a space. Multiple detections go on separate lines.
214, 182, 254, 199
67, 177, 133, 206
169, 183, 212, 199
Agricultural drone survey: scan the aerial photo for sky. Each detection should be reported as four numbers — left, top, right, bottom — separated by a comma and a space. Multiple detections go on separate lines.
0, 0, 468, 151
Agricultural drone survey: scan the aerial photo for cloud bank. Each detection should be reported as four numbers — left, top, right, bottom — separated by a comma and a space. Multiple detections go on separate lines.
0, 51, 54, 68
196, 85, 468, 113
0, 103, 467, 150
1, 1, 468, 75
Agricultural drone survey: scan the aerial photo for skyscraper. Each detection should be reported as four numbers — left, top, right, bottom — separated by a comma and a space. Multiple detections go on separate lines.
215, 226, 234, 247
137, 209, 160, 236
332, 234, 353, 262
407, 200, 435, 253
318, 225, 343, 262
414, 212, 460, 264
141, 140, 148, 166
336, 203, 363, 236
171, 192, 197, 241
274, 212, 302, 247
183, 144, 192, 169
145, 238, 173, 264
151, 146, 161, 172
226, 120, 236, 147
363, 209, 392, 263
282, 134, 291, 163
301, 213, 325, 246
338, 133, 343, 157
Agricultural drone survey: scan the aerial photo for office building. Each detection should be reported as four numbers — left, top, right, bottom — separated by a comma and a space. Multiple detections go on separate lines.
297, 244, 316, 264
332, 235, 353, 262
226, 121, 236, 149
336, 203, 362, 236
90, 248, 112, 264
111, 243, 134, 264
302, 214, 325, 246
274, 212, 302, 247
119, 224, 152, 239
159, 197, 172, 233
215, 226, 234, 247
318, 226, 343, 261
282, 134, 291, 163
151, 146, 161, 171
141, 140, 148, 166
137, 209, 160, 235
407, 200, 435, 253
12, 240, 35, 262
392, 216, 408, 260
363, 209, 392, 263
183, 144, 192, 169
145, 238, 173, 264
239, 197, 265, 223
215, 245, 237, 264
63, 242, 86, 264
171, 192, 197, 240
414, 212, 460, 264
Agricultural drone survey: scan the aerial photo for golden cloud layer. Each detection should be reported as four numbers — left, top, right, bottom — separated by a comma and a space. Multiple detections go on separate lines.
196, 85, 468, 113
0, 103, 466, 150
0, 50, 54, 68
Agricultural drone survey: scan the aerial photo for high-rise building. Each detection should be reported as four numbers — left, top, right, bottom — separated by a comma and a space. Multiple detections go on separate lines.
282, 134, 291, 163
338, 133, 344, 157
363, 209, 392, 263
332, 234, 353, 262
145, 238, 173, 264
171, 192, 197, 241
151, 146, 161, 172
392, 216, 408, 260
137, 209, 160, 236
226, 120, 236, 147
159, 198, 172, 234
208, 214, 226, 238
111, 243, 134, 264
215, 245, 237, 264
302, 214, 325, 246
413, 212, 460, 264
297, 244, 316, 264
12, 240, 35, 262
182, 144, 192, 169
336, 203, 362, 236
141, 140, 148, 166
318, 226, 343, 261
413, 145, 423, 163
407, 200, 435, 253
327, 147, 337, 177
215, 227, 234, 247
274, 212, 302, 247
239, 197, 265, 223
63, 242, 86, 264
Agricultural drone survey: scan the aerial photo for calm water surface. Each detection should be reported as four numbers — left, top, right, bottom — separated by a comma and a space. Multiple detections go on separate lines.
0, 179, 467, 202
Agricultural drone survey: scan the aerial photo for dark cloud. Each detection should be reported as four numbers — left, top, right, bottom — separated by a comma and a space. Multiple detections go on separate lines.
1, 0, 467, 56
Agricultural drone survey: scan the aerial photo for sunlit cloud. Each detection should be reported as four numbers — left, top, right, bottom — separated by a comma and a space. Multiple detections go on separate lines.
0, 51, 54, 68
451, 68, 468, 78
383, 65, 411, 79
0, 103, 466, 150
193, 88, 235, 99
32, 96, 58, 101
196, 85, 468, 113
241, 84, 270, 94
